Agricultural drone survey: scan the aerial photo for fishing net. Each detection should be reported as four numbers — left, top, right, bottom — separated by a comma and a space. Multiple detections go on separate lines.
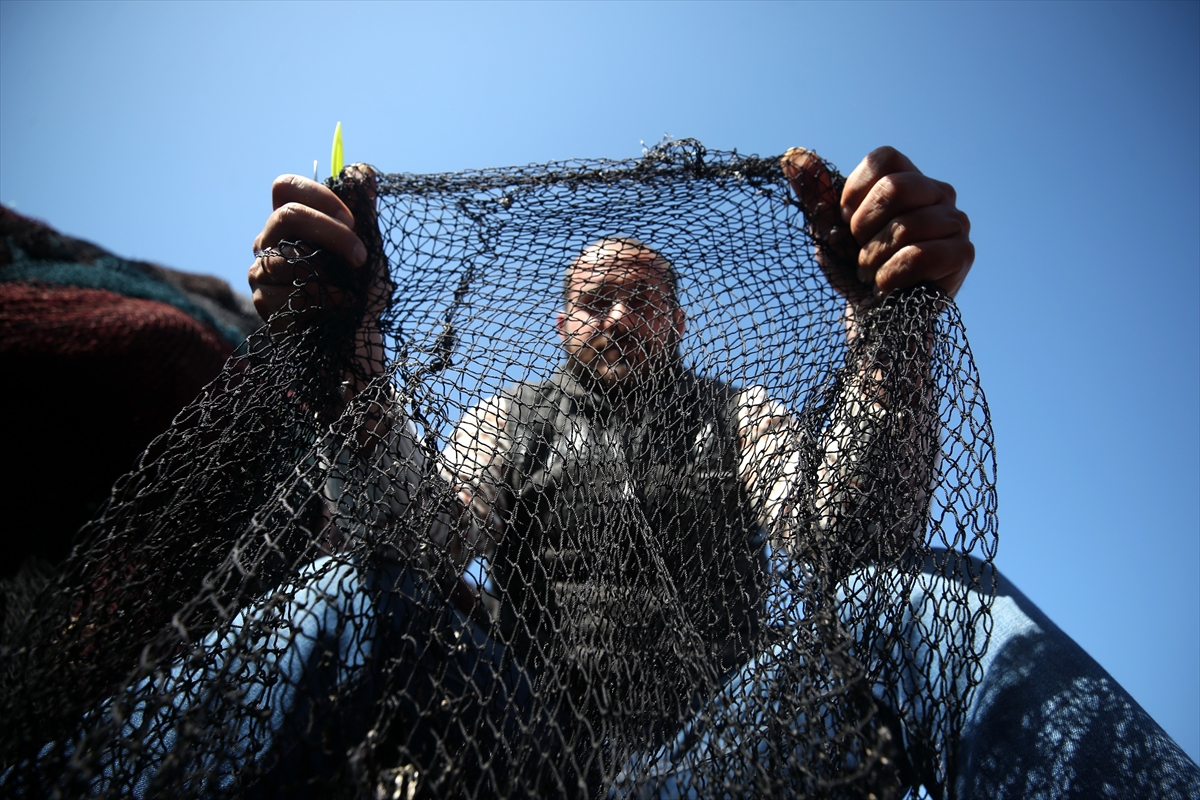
0, 140, 997, 798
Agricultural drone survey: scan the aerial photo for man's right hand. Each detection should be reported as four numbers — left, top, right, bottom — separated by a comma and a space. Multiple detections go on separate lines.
248, 174, 371, 325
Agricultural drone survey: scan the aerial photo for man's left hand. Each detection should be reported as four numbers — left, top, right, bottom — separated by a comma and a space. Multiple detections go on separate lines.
783, 146, 974, 304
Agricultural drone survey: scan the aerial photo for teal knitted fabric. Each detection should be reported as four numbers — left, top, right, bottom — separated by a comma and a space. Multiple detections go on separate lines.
1, 240, 246, 348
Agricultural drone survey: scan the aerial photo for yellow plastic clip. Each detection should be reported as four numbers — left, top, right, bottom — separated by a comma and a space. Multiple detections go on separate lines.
330, 122, 344, 180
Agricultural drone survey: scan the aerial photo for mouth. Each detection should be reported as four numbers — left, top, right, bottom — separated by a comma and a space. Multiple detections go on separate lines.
576, 341, 634, 381
597, 340, 648, 370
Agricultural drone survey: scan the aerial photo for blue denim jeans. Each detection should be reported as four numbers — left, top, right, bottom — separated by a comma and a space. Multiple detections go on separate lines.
625, 554, 1200, 798
77, 560, 550, 798
67, 554, 1200, 798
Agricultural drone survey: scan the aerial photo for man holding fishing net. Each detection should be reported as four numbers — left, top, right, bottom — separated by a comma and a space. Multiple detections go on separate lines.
238, 146, 1197, 797
6, 145, 1195, 799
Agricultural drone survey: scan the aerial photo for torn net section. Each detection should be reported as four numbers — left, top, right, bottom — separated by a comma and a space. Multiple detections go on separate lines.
0, 141, 996, 798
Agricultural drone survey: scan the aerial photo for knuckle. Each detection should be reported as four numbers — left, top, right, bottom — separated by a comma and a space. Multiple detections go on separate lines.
271, 174, 302, 205
895, 171, 936, 202
866, 176, 900, 213
894, 243, 934, 278
262, 204, 317, 249
937, 179, 958, 204
268, 208, 292, 235
275, 203, 309, 227
859, 240, 883, 268
870, 145, 900, 166
898, 243, 925, 268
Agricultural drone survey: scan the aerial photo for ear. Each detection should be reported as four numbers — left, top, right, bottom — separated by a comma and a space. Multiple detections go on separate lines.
673, 305, 687, 339
556, 309, 568, 343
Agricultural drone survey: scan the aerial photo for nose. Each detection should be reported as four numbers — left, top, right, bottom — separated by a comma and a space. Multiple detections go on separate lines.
602, 300, 633, 331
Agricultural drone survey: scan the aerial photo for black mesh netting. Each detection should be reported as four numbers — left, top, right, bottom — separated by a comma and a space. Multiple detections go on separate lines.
0, 140, 996, 798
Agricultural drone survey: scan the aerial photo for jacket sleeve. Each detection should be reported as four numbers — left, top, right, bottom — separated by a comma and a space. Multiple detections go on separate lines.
736, 331, 939, 570
431, 393, 513, 565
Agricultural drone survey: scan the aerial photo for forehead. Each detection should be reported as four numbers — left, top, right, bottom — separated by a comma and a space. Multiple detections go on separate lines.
566, 247, 672, 298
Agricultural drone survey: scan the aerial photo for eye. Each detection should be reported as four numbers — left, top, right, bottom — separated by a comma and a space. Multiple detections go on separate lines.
628, 292, 665, 316
581, 295, 612, 314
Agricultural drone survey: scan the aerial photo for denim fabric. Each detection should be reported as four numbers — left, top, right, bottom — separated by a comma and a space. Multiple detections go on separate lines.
83, 555, 1199, 798
955, 563, 1200, 799
92, 558, 546, 798
625, 554, 1200, 798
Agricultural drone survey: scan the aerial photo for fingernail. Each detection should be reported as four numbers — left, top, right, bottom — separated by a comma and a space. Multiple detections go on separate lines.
841, 205, 853, 222
353, 241, 368, 265
337, 210, 355, 228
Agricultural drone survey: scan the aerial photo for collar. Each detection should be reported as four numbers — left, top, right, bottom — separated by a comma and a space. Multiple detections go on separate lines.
551, 360, 695, 417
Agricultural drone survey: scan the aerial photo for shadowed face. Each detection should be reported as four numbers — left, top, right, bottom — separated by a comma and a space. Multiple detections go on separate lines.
556, 240, 686, 390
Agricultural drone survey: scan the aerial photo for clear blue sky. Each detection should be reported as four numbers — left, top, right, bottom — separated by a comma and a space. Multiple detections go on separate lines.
2, 0, 1197, 762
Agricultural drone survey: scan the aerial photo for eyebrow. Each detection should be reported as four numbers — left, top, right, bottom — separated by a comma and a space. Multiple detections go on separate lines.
570, 282, 669, 301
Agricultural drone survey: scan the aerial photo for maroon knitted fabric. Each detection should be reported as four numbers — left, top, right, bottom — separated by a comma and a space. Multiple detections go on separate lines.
1, 282, 231, 572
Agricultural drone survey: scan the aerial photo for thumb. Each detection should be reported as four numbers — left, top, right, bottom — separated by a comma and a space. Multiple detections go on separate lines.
334, 163, 380, 232
782, 148, 843, 239
781, 148, 866, 302
330, 164, 392, 317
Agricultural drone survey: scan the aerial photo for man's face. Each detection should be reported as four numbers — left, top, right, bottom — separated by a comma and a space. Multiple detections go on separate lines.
556, 242, 686, 390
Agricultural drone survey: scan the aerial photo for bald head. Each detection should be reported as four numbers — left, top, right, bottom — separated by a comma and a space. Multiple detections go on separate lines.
564, 238, 678, 305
